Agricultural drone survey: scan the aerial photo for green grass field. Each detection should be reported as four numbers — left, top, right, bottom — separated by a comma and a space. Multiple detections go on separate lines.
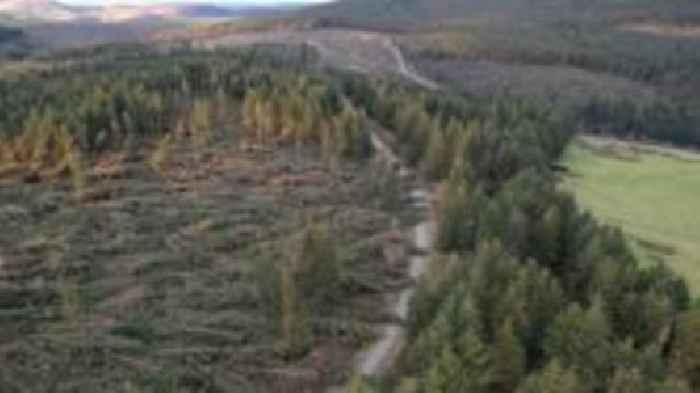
562, 136, 700, 295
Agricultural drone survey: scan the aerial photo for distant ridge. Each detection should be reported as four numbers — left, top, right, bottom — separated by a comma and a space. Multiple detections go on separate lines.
302, 0, 669, 24
0, 0, 78, 21
0, 0, 277, 23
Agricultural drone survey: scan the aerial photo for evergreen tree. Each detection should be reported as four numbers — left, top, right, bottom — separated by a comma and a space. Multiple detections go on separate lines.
491, 319, 526, 393
191, 99, 212, 148
671, 311, 700, 390
517, 359, 589, 393
294, 224, 340, 313
544, 299, 614, 389
607, 368, 649, 393
279, 263, 311, 358
422, 330, 492, 393
654, 377, 692, 393
422, 125, 448, 180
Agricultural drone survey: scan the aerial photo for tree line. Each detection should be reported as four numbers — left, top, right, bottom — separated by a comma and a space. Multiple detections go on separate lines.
0, 44, 373, 181
337, 77, 699, 392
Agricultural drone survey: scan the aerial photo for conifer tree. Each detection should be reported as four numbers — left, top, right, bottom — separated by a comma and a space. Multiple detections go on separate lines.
671, 311, 700, 390
607, 368, 648, 393
491, 318, 526, 393
294, 224, 340, 312
517, 359, 589, 393
422, 126, 448, 180
422, 330, 491, 393
436, 176, 475, 251
279, 263, 311, 358
544, 298, 613, 389
655, 377, 692, 393
191, 99, 212, 148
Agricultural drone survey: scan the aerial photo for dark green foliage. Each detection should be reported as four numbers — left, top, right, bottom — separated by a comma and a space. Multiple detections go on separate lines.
544, 300, 614, 390
395, 58, 690, 393
421, 330, 492, 393
580, 97, 700, 147
339, 76, 573, 187
491, 319, 526, 393
435, 177, 483, 252
293, 224, 341, 312
516, 359, 588, 393
671, 311, 700, 390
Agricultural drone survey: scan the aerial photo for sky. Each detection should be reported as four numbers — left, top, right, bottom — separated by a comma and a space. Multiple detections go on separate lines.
61, 0, 332, 5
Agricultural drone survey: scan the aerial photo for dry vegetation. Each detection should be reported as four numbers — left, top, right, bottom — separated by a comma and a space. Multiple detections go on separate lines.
0, 128, 413, 392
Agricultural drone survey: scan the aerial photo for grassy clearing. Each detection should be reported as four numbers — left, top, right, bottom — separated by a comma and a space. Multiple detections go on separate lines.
0, 131, 410, 392
562, 136, 700, 295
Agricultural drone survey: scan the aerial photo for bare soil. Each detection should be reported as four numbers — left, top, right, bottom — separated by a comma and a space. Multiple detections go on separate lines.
619, 22, 700, 38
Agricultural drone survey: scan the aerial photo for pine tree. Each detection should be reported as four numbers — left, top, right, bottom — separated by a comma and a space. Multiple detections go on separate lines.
421, 330, 491, 393
191, 99, 212, 148
454, 330, 493, 393
544, 298, 613, 389
279, 263, 311, 358
422, 126, 448, 180
243, 90, 259, 133
607, 368, 648, 393
517, 359, 589, 393
491, 319, 526, 393
654, 377, 692, 393
423, 346, 463, 393
671, 311, 700, 390
294, 224, 340, 312
436, 176, 475, 252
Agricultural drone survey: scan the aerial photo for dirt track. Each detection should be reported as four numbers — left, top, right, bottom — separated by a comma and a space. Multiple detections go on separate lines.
200, 27, 440, 379
353, 132, 436, 377
197, 29, 439, 90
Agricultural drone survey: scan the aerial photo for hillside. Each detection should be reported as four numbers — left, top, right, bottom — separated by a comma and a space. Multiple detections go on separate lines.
0, 24, 21, 42
0, 0, 77, 21
305, 0, 700, 25
0, 0, 278, 23
0, 23, 29, 56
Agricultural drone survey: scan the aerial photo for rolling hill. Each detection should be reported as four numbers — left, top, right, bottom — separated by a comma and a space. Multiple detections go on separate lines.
0, 24, 21, 41
0, 0, 77, 21
305, 0, 700, 24
0, 22, 28, 56
0, 0, 279, 23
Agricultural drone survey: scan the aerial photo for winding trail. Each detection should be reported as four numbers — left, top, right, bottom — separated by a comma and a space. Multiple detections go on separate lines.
304, 33, 439, 379
382, 38, 440, 91
198, 29, 439, 90
200, 28, 440, 382
354, 135, 436, 377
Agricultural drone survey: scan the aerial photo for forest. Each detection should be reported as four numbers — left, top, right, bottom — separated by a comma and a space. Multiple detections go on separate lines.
1, 3, 699, 390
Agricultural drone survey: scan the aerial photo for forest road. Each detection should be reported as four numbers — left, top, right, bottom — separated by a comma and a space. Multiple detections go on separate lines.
198, 29, 440, 90
353, 134, 436, 377
199, 27, 440, 384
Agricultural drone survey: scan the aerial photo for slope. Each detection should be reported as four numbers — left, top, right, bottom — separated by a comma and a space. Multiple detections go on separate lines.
305, 0, 700, 25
